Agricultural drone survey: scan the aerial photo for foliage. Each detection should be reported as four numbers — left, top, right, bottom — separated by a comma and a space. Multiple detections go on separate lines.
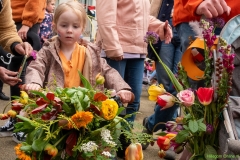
8, 72, 151, 160
145, 17, 235, 160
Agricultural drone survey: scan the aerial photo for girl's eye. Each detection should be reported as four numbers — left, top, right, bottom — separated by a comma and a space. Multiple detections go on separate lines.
74, 26, 79, 28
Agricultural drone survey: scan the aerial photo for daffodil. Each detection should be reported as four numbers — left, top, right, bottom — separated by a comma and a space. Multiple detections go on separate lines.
148, 84, 166, 101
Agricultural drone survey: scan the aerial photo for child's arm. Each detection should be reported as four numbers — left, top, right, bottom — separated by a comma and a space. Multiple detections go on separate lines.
21, 83, 41, 92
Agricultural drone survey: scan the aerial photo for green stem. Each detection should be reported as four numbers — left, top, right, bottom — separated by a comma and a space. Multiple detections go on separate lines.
2, 101, 11, 114
53, 131, 71, 147
150, 42, 183, 92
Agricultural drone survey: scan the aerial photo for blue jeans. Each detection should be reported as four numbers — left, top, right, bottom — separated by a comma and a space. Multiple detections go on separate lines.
147, 21, 182, 131
106, 58, 145, 122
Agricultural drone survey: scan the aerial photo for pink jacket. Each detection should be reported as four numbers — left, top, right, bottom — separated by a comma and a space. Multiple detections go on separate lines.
96, 0, 167, 58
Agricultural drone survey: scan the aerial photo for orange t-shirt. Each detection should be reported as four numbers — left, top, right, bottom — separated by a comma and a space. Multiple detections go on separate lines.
59, 43, 86, 88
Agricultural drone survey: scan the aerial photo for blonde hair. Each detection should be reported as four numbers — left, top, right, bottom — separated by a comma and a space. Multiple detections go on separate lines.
47, 0, 55, 5
53, 0, 87, 31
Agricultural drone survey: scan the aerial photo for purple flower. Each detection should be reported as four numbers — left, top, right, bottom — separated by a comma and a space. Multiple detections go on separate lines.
206, 124, 214, 134
31, 50, 37, 60
144, 31, 159, 44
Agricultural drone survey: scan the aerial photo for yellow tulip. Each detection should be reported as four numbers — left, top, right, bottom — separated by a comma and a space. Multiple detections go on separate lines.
19, 91, 29, 104
125, 143, 143, 160
148, 84, 166, 101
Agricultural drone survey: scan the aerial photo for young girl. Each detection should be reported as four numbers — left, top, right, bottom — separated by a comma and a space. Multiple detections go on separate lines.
22, 1, 133, 104
39, 0, 56, 45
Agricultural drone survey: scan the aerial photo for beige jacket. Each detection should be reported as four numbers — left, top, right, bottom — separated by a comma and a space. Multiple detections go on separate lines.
25, 38, 131, 92
0, 0, 22, 52
96, 0, 166, 58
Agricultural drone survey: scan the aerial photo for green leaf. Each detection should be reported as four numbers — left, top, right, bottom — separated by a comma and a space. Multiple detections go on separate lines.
183, 125, 189, 130
62, 102, 75, 116
20, 145, 32, 152
65, 88, 77, 97
78, 71, 93, 90
204, 145, 218, 160
175, 130, 189, 143
188, 120, 198, 133
32, 137, 49, 151
198, 122, 206, 132
155, 132, 168, 136
30, 90, 49, 101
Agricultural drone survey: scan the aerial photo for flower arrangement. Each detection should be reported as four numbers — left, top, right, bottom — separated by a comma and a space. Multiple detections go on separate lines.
1, 72, 151, 160
145, 17, 235, 159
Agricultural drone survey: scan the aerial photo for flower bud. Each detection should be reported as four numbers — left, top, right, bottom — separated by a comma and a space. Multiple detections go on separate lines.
125, 143, 143, 160
158, 150, 166, 158
7, 110, 17, 118
174, 145, 184, 154
20, 91, 29, 104
175, 117, 184, 123
44, 144, 58, 157
95, 73, 105, 85
157, 136, 171, 151
157, 94, 174, 109
0, 113, 9, 120
165, 121, 177, 132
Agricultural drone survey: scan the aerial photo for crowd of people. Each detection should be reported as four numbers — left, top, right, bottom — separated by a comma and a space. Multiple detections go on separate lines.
0, 0, 239, 159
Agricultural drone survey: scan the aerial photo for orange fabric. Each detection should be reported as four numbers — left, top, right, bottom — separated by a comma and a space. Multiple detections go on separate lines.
59, 43, 86, 88
173, 0, 238, 27
11, 0, 46, 27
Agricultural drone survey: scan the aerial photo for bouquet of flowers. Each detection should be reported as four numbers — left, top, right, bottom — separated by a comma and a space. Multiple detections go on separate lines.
145, 17, 235, 159
1, 72, 150, 160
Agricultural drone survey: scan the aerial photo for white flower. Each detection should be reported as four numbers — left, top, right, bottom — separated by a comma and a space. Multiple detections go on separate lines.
80, 141, 98, 152
102, 151, 112, 157
101, 129, 117, 147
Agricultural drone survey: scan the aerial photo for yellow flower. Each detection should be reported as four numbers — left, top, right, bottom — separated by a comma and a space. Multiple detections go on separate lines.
14, 144, 31, 160
101, 99, 118, 120
71, 111, 93, 128
19, 91, 29, 104
148, 84, 166, 101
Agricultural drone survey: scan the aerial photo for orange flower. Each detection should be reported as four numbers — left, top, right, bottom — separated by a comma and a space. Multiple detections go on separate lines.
14, 144, 31, 160
125, 143, 143, 160
101, 99, 118, 120
70, 111, 93, 129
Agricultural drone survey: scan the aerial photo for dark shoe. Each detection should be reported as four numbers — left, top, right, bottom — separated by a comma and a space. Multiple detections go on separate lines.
117, 134, 131, 159
164, 150, 176, 160
0, 92, 9, 100
141, 117, 152, 150
12, 132, 26, 143
0, 118, 15, 137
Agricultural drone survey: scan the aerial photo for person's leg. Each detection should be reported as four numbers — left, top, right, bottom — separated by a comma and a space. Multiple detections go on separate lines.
124, 58, 145, 122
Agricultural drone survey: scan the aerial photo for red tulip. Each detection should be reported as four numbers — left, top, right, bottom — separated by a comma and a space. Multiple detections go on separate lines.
196, 87, 214, 106
157, 94, 174, 110
157, 136, 171, 151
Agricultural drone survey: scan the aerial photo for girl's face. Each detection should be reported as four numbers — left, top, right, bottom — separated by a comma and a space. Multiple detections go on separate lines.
46, 0, 55, 13
55, 10, 83, 46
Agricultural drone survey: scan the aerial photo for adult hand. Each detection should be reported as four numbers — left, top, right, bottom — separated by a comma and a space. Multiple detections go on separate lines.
196, 0, 231, 18
164, 20, 173, 44
21, 84, 41, 92
14, 42, 33, 57
18, 25, 30, 41
116, 90, 135, 104
0, 67, 21, 86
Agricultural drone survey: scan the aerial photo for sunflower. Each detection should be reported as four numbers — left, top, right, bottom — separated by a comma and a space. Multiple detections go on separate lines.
14, 144, 31, 160
70, 111, 93, 128
101, 99, 118, 120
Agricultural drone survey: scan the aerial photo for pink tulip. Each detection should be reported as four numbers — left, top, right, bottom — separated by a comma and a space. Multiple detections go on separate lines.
177, 90, 195, 107
157, 94, 175, 110
196, 87, 214, 106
